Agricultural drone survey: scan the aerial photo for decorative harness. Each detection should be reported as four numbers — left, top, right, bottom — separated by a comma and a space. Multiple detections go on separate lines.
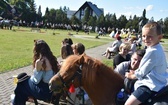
57, 65, 83, 105
57, 65, 83, 88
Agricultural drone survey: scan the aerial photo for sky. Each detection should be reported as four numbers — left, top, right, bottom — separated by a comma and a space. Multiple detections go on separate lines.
35, 0, 168, 21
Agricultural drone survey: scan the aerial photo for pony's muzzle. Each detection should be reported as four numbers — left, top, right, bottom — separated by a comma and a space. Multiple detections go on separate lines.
49, 81, 62, 93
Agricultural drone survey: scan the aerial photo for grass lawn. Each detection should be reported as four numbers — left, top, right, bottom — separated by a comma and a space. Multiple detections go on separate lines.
0, 27, 113, 73
1, 27, 168, 73
161, 39, 168, 50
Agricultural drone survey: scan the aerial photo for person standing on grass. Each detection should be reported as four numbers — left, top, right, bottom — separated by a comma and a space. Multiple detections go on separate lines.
125, 22, 168, 105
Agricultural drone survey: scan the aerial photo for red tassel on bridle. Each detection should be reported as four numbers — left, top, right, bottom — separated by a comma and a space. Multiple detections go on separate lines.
69, 84, 75, 93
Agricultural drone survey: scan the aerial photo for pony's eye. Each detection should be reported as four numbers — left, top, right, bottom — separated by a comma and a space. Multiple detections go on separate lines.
54, 86, 62, 93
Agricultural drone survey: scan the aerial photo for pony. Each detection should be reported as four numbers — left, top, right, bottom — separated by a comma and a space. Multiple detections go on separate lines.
49, 54, 168, 105
49, 54, 124, 105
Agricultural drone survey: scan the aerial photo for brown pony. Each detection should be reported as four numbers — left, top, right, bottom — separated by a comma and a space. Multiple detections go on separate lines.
49, 54, 124, 105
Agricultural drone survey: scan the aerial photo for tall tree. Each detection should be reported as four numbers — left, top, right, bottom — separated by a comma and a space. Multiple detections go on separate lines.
142, 9, 146, 19
88, 16, 97, 27
97, 14, 105, 27
111, 13, 117, 28
43, 7, 49, 23
29, 0, 36, 13
104, 13, 112, 28
37, 5, 42, 16
82, 7, 90, 24
164, 17, 168, 34
117, 15, 128, 29
70, 15, 81, 25
37, 5, 42, 22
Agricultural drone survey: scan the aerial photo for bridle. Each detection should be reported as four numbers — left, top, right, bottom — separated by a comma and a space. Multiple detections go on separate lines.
57, 65, 83, 89
56, 65, 83, 105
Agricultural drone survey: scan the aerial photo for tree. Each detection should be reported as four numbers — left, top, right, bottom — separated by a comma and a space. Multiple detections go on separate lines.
29, 0, 36, 13
88, 16, 97, 28
70, 15, 81, 25
55, 8, 69, 24
163, 18, 168, 34
132, 15, 140, 32
63, 6, 69, 13
117, 15, 128, 29
82, 7, 90, 24
6, 0, 38, 23
97, 14, 105, 27
37, 5, 42, 22
126, 15, 140, 32
50, 8, 56, 23
111, 13, 117, 28
142, 9, 146, 19
43, 7, 49, 23
149, 17, 154, 22
104, 13, 112, 28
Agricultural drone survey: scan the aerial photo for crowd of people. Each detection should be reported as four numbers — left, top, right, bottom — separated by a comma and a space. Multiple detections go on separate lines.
112, 22, 168, 105
11, 21, 168, 105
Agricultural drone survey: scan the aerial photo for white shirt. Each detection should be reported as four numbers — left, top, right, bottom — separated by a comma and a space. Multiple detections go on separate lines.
108, 40, 122, 52
134, 43, 168, 92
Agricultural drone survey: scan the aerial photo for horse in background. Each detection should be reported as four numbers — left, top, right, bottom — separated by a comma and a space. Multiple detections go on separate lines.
49, 54, 124, 105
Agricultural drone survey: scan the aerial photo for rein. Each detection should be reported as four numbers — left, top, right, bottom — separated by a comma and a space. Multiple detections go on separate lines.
57, 65, 82, 88
57, 65, 83, 104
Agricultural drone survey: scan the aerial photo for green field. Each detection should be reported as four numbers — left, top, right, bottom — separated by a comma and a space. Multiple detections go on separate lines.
1, 27, 168, 73
0, 27, 113, 73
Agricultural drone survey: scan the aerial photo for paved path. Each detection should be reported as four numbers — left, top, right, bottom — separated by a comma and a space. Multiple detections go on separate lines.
0, 41, 168, 105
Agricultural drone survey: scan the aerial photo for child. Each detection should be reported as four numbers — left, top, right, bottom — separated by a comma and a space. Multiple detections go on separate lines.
125, 22, 168, 105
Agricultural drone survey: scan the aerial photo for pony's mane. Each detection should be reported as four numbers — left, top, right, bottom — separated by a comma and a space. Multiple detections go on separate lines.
82, 55, 122, 85
62, 54, 123, 87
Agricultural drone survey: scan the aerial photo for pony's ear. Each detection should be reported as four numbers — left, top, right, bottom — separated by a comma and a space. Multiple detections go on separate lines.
77, 54, 85, 64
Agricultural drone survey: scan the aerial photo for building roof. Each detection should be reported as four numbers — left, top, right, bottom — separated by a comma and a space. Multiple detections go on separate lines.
74, 1, 103, 17
87, 1, 103, 17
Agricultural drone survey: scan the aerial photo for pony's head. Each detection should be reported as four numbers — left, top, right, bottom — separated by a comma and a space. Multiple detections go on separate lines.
49, 54, 85, 93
